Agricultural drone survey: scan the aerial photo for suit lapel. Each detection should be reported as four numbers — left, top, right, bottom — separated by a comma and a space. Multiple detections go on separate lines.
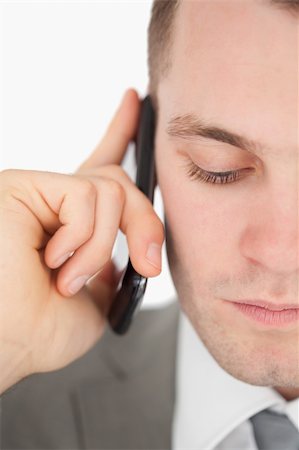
74, 301, 180, 449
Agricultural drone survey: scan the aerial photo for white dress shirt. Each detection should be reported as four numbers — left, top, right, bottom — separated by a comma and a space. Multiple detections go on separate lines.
172, 309, 299, 450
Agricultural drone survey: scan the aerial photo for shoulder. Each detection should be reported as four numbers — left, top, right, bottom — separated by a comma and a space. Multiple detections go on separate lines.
96, 299, 181, 375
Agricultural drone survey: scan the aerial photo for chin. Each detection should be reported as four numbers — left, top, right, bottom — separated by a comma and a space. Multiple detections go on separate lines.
182, 298, 299, 389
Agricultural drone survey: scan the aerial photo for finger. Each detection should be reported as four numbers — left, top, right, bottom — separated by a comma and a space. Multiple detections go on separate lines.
100, 166, 165, 276
56, 177, 125, 297
33, 175, 98, 269
17, 169, 163, 302
53, 167, 164, 298
77, 88, 141, 171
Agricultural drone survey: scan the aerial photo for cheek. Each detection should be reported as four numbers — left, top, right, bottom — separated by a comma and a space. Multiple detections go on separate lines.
158, 161, 250, 277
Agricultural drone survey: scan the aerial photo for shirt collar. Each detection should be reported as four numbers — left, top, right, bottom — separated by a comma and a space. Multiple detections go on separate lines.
172, 308, 297, 450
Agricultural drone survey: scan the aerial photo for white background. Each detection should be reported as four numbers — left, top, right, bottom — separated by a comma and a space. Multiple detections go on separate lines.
0, 0, 176, 308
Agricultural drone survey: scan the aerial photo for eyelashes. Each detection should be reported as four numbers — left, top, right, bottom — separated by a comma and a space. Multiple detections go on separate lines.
181, 158, 253, 185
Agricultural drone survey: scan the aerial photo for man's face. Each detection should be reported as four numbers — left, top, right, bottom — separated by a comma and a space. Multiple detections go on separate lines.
155, 0, 298, 391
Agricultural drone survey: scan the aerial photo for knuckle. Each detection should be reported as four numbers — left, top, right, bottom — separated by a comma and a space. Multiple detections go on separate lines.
78, 179, 97, 199
103, 177, 125, 202
149, 212, 165, 234
76, 219, 94, 239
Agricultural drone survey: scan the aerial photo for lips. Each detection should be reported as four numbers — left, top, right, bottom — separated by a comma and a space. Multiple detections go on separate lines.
233, 299, 299, 311
227, 299, 299, 327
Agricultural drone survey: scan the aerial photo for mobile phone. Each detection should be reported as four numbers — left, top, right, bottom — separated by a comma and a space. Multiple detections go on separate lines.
107, 94, 157, 335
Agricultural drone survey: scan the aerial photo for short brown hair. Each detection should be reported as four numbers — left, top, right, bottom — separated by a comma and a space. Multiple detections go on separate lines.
147, 0, 179, 113
147, 0, 298, 113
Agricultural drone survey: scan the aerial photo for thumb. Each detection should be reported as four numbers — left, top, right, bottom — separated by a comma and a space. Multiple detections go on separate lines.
77, 88, 141, 172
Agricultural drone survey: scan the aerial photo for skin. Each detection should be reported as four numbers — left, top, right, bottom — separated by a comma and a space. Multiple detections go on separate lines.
0, 90, 164, 394
154, 0, 298, 400
0, 0, 298, 406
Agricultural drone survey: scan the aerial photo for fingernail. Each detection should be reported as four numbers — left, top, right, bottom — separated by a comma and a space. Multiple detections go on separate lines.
54, 252, 72, 267
68, 275, 91, 295
145, 243, 161, 269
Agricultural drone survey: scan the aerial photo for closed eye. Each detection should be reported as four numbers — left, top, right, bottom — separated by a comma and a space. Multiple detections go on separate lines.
180, 158, 253, 185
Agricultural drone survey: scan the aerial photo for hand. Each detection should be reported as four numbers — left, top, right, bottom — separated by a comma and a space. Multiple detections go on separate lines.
0, 89, 164, 394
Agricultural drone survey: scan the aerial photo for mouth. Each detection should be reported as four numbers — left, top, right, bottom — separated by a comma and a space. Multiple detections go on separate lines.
225, 299, 299, 327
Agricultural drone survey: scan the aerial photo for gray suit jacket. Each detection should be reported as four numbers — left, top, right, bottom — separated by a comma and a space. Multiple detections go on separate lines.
0, 300, 180, 450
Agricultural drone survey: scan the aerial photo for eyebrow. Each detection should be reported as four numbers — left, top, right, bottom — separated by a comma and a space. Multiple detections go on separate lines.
166, 113, 266, 156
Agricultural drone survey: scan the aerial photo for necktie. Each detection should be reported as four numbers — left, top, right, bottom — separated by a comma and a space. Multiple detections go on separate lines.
250, 409, 299, 450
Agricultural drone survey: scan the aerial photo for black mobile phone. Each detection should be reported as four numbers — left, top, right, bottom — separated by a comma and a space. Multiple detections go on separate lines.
107, 95, 157, 335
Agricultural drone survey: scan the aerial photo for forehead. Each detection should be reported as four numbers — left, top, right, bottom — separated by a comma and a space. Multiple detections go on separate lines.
158, 0, 298, 155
